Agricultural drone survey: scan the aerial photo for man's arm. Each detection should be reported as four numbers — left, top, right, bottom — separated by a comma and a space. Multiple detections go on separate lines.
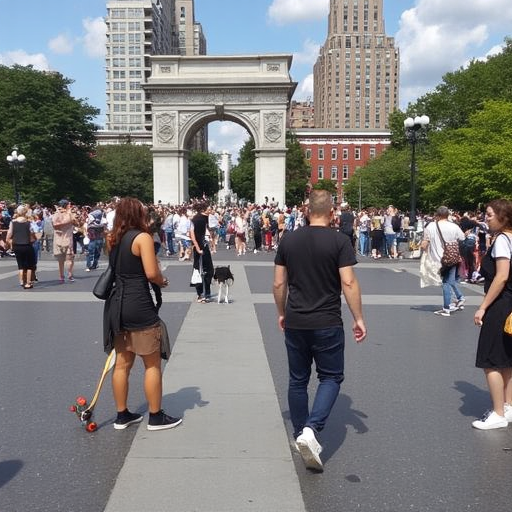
339, 265, 367, 343
273, 264, 288, 331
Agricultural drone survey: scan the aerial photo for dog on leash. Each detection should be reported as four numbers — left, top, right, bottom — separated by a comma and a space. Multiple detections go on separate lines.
213, 265, 234, 303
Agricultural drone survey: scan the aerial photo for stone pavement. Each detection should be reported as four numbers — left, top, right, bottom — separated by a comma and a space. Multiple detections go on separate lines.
104, 260, 307, 512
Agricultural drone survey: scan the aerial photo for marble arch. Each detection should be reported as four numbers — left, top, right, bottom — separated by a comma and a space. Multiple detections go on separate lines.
144, 54, 297, 205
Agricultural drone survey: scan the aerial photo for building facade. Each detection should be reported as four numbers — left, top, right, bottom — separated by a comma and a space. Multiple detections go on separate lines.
313, 0, 399, 130
287, 100, 315, 129
105, 0, 207, 143
295, 128, 390, 202
105, 0, 176, 132
174, 0, 206, 56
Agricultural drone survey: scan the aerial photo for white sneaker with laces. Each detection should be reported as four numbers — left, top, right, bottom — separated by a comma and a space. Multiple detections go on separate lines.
296, 427, 323, 471
504, 403, 512, 422
434, 309, 451, 317
472, 410, 508, 430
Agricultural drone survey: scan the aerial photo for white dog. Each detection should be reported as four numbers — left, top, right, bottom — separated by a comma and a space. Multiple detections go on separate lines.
213, 266, 234, 304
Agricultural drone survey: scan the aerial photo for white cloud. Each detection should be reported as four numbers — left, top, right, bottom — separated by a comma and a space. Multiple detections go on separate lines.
48, 34, 75, 55
81, 17, 106, 58
293, 39, 320, 66
292, 73, 314, 101
396, 0, 512, 108
267, 0, 329, 25
0, 50, 50, 70
208, 121, 250, 163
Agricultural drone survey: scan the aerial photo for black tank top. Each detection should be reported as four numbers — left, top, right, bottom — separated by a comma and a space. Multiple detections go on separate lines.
112, 230, 160, 330
12, 220, 31, 245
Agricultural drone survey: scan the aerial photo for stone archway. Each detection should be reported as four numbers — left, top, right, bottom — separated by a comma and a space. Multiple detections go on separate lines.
144, 54, 297, 206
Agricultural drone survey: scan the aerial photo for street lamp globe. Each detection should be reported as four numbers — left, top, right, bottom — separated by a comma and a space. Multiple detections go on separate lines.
6, 147, 26, 204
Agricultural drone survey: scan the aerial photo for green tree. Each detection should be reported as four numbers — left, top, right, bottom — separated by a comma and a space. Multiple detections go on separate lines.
420, 100, 512, 210
94, 143, 153, 202
285, 132, 310, 206
0, 65, 100, 204
344, 148, 412, 210
230, 138, 256, 201
188, 150, 220, 199
230, 133, 310, 205
313, 179, 337, 194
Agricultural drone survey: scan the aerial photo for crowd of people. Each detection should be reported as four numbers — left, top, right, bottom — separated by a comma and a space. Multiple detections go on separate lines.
2, 195, 512, 442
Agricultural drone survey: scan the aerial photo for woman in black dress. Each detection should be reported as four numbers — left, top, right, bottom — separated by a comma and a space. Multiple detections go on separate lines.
106, 197, 182, 431
6, 205, 36, 288
473, 199, 512, 430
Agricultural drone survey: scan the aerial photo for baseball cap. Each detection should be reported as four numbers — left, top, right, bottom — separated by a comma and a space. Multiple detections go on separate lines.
58, 199, 69, 207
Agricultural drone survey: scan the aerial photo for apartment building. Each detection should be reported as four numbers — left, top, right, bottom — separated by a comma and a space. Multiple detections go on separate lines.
313, 0, 399, 130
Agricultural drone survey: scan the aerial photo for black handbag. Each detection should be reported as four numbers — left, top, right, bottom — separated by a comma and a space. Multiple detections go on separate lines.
93, 244, 120, 300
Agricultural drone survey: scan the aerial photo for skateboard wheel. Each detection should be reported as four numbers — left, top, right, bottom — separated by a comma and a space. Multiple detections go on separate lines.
76, 396, 87, 407
86, 422, 98, 432
69, 405, 77, 412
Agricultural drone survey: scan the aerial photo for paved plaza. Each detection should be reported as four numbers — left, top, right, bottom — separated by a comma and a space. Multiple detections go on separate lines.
1, 248, 512, 512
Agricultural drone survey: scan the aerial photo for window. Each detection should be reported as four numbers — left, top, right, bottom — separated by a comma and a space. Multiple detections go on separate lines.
331, 166, 338, 180
318, 148, 324, 160
343, 148, 349, 160
370, 147, 376, 159
305, 148, 312, 160
355, 147, 361, 160
331, 148, 337, 160
343, 165, 349, 180
113, 82, 126, 90
318, 166, 324, 180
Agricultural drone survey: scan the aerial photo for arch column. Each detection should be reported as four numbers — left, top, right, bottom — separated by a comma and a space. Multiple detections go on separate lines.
254, 148, 287, 207
153, 148, 189, 204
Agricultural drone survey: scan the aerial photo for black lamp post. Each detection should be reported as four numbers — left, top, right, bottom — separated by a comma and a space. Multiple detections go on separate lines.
6, 146, 26, 204
404, 115, 429, 228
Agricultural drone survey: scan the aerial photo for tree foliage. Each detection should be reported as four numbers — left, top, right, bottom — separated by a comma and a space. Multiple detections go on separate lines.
230, 138, 256, 202
313, 179, 337, 194
188, 150, 220, 199
94, 143, 153, 203
0, 65, 101, 205
351, 37, 512, 212
230, 132, 309, 205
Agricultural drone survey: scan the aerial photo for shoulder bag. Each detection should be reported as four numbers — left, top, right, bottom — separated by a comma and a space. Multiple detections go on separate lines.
93, 242, 121, 300
436, 221, 461, 268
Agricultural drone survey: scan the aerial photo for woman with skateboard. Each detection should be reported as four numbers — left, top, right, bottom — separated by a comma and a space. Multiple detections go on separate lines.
472, 199, 512, 430
105, 197, 182, 431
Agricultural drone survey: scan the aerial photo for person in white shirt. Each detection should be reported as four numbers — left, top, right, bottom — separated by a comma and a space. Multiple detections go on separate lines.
421, 206, 465, 316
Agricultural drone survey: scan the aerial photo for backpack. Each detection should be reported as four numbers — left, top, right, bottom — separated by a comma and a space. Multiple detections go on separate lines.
391, 215, 401, 233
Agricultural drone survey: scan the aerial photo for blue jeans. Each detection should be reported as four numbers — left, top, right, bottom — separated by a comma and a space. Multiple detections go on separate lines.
165, 230, 175, 254
284, 326, 345, 438
442, 265, 463, 309
86, 238, 103, 269
359, 231, 369, 255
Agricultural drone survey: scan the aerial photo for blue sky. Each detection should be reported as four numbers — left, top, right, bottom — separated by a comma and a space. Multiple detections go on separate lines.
1, 0, 511, 158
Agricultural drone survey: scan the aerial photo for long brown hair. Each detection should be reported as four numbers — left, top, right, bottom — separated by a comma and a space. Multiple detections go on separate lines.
488, 199, 512, 231
107, 197, 149, 248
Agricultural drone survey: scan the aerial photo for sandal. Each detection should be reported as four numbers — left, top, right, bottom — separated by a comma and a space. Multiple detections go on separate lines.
24, 284, 33, 289
196, 297, 208, 303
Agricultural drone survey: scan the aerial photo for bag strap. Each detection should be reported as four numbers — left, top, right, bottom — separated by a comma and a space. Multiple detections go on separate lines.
435, 221, 447, 248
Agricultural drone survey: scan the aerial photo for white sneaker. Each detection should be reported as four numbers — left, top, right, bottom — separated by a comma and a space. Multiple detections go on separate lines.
504, 403, 512, 422
455, 297, 466, 309
434, 309, 451, 317
296, 427, 323, 471
472, 410, 508, 430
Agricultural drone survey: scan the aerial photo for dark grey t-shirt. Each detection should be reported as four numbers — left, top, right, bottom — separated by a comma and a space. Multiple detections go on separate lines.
274, 226, 357, 329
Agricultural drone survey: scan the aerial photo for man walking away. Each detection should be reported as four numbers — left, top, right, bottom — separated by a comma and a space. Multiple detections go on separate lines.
273, 189, 367, 471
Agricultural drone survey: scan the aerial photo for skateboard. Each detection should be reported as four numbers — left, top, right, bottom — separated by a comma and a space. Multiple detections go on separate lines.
69, 349, 116, 432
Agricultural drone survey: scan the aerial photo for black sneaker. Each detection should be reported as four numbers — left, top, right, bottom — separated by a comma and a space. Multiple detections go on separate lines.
113, 410, 143, 430
147, 410, 183, 431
